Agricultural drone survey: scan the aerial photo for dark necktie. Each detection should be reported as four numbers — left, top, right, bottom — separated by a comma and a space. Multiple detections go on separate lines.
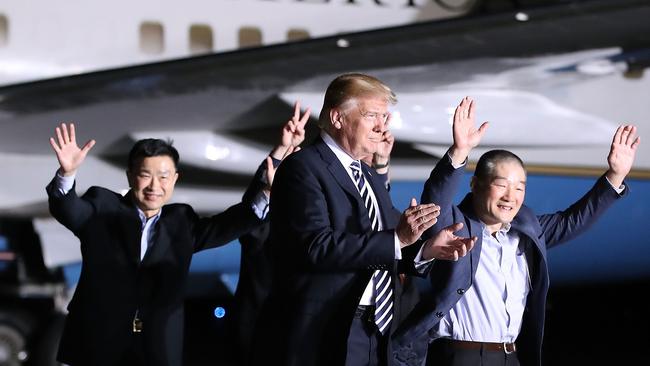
350, 161, 393, 335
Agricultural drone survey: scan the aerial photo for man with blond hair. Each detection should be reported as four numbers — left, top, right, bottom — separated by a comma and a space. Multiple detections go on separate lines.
253, 73, 476, 366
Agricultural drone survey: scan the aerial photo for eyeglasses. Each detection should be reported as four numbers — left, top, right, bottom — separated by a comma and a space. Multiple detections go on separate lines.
358, 109, 389, 123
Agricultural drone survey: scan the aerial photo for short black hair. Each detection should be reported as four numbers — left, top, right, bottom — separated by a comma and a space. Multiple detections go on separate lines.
127, 139, 179, 172
474, 149, 525, 182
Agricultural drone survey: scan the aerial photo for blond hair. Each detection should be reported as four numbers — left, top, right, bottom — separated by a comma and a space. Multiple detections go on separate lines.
318, 73, 397, 130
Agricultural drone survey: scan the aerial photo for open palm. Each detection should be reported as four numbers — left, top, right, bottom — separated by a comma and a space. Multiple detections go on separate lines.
607, 124, 640, 186
49, 123, 95, 176
453, 96, 488, 151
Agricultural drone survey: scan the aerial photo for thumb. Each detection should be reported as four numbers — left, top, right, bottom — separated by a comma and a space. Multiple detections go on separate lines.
80, 139, 96, 155
446, 222, 464, 234
410, 198, 417, 207
478, 121, 489, 136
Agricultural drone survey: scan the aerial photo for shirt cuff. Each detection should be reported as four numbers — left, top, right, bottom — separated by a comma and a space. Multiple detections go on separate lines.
250, 190, 270, 219
605, 176, 626, 195
448, 152, 467, 170
393, 232, 403, 260
414, 245, 434, 273
55, 171, 75, 195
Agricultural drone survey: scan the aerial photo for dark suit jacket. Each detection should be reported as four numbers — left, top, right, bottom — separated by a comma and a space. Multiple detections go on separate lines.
254, 136, 422, 366
392, 154, 627, 366
230, 160, 391, 366
46, 171, 266, 366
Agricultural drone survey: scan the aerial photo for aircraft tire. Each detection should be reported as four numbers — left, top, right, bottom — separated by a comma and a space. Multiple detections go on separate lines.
0, 323, 27, 366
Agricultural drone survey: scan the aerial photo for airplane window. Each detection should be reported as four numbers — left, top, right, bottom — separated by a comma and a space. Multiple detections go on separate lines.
0, 14, 8, 47
189, 24, 213, 54
238, 27, 262, 48
287, 29, 310, 42
140, 21, 164, 55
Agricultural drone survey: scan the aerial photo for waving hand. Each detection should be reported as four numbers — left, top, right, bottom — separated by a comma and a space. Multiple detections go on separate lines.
606, 124, 640, 188
49, 123, 96, 176
450, 96, 488, 165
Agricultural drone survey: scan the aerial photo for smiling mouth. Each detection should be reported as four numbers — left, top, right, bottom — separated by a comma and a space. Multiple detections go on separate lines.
497, 205, 513, 211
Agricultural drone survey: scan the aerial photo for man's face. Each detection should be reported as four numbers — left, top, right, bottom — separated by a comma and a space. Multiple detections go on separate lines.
127, 155, 179, 217
333, 96, 389, 160
472, 160, 526, 232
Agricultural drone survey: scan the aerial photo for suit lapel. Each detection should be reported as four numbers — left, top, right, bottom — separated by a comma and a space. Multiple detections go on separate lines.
314, 139, 367, 212
458, 195, 483, 278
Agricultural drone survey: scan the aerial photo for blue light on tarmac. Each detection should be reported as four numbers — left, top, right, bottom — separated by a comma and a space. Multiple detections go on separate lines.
214, 306, 226, 318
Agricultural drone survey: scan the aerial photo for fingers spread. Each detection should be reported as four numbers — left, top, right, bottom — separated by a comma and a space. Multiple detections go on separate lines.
293, 101, 300, 120
61, 123, 71, 143
81, 139, 96, 154
300, 107, 311, 126
55, 126, 65, 146
49, 137, 61, 153
613, 125, 624, 145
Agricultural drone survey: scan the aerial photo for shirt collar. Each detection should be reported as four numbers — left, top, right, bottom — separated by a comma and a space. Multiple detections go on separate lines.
482, 221, 512, 237
136, 207, 162, 226
321, 131, 359, 170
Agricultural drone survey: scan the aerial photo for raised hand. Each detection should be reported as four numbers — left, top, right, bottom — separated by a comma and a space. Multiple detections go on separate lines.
272, 101, 311, 160
49, 122, 96, 176
606, 124, 640, 188
450, 96, 488, 165
373, 128, 394, 173
421, 222, 477, 261
396, 198, 440, 247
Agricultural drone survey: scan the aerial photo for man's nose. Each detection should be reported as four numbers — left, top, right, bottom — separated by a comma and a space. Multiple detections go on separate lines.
502, 187, 515, 200
148, 177, 160, 189
374, 118, 386, 132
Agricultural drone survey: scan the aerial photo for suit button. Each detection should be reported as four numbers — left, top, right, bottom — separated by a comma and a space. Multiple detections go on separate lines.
435, 312, 444, 318
457, 288, 465, 294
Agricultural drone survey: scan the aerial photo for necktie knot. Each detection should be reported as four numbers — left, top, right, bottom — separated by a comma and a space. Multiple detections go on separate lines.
350, 161, 366, 192
350, 160, 362, 177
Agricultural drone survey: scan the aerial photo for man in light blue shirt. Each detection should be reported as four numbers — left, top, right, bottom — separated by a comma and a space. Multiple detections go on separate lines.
393, 97, 640, 366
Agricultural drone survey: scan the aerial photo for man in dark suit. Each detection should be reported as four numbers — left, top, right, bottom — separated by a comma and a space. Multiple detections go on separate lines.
229, 102, 396, 366
46, 122, 277, 366
392, 97, 640, 366
227, 102, 311, 366
255, 73, 476, 366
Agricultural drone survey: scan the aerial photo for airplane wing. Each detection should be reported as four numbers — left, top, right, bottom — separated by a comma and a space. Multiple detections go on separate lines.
1, 0, 649, 218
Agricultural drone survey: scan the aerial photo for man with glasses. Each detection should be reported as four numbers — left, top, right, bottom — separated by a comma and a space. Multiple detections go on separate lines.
253, 73, 476, 366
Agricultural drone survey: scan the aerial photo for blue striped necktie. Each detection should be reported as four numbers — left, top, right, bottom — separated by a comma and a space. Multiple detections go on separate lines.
350, 161, 393, 335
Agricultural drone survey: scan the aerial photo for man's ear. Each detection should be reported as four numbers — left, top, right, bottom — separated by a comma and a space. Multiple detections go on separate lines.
470, 176, 477, 192
330, 109, 343, 129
